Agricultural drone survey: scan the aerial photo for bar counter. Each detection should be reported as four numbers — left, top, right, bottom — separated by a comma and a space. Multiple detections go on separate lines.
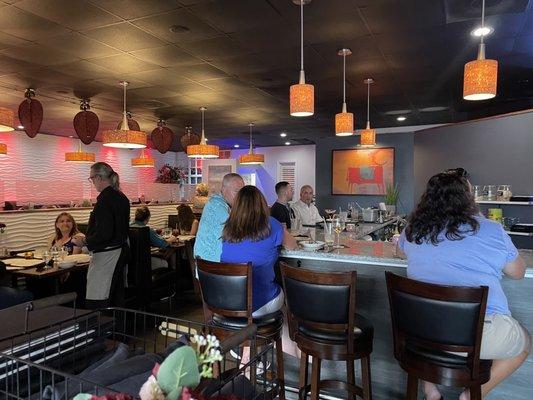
280, 234, 533, 399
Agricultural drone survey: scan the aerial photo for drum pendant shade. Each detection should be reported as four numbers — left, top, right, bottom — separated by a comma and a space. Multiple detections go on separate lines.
239, 123, 264, 165
335, 48, 354, 136
0, 107, 14, 132
360, 78, 376, 147
187, 107, 219, 158
65, 140, 95, 163
131, 149, 155, 168
0, 143, 7, 156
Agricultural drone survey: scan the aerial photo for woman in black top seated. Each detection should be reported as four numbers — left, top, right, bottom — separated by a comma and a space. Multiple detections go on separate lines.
50, 212, 84, 255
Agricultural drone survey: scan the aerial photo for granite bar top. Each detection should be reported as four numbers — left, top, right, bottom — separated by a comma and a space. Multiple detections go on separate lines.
281, 232, 533, 278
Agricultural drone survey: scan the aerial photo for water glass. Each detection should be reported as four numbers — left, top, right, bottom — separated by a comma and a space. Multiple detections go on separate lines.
50, 245, 59, 261
324, 222, 334, 246
42, 250, 52, 268
332, 219, 345, 249
59, 246, 68, 260
163, 228, 172, 238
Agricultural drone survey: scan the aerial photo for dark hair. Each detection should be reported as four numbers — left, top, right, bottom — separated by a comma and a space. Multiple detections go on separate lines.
444, 167, 468, 178
135, 205, 150, 223
54, 212, 80, 240
91, 162, 120, 190
176, 204, 195, 233
405, 171, 479, 245
222, 185, 271, 243
275, 181, 290, 195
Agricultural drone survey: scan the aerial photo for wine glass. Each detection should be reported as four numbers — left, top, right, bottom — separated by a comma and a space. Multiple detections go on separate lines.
50, 245, 59, 261
332, 219, 345, 249
59, 246, 68, 260
42, 250, 52, 269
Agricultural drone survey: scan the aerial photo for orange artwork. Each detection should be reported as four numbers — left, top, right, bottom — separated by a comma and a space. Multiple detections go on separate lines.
332, 148, 394, 195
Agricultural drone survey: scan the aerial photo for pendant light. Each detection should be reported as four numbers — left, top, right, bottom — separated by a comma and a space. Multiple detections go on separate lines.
463, 0, 498, 101
239, 123, 264, 165
187, 107, 219, 158
102, 81, 147, 148
335, 48, 354, 136
0, 107, 14, 132
289, 0, 314, 117
0, 143, 6, 156
131, 148, 155, 168
65, 139, 95, 163
360, 78, 376, 147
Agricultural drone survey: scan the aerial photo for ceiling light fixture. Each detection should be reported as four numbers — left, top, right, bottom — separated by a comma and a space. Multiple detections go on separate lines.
289, 0, 314, 117
131, 148, 155, 168
0, 107, 15, 132
285, 141, 291, 146
280, 132, 287, 137
239, 122, 265, 165
65, 139, 95, 163
360, 78, 376, 147
17, 125, 24, 130
471, 26, 493, 37
396, 116, 406, 122
335, 48, 354, 136
102, 82, 146, 148
463, 0, 498, 101
234, 144, 240, 148
187, 107, 219, 158
0, 143, 7, 156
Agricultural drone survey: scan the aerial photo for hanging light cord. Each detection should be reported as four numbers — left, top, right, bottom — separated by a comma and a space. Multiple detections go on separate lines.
366, 81, 371, 125
480, 0, 485, 45
342, 53, 346, 104
249, 123, 254, 152
300, 1, 304, 72
122, 83, 127, 115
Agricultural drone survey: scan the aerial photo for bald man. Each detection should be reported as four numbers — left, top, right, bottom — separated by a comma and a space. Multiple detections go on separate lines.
291, 185, 322, 226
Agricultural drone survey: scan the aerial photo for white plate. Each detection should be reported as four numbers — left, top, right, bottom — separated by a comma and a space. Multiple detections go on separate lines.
63, 254, 91, 264
2, 258, 44, 268
58, 261, 76, 269
300, 241, 325, 251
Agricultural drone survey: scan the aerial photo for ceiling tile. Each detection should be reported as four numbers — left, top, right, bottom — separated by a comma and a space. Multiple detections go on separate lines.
127, 68, 192, 86
0, 43, 80, 66
49, 60, 118, 80
0, 31, 31, 49
90, 0, 182, 20
0, 6, 69, 40
132, 8, 221, 43
129, 45, 202, 67
15, 0, 121, 30
35, 32, 121, 59
83, 22, 165, 52
177, 36, 246, 60
172, 63, 229, 81
87, 54, 159, 74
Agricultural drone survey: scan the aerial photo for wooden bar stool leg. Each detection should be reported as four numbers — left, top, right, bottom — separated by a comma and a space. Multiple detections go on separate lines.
470, 385, 482, 400
361, 355, 372, 400
406, 374, 418, 400
299, 351, 309, 397
347, 358, 356, 400
310, 357, 321, 400
275, 337, 285, 400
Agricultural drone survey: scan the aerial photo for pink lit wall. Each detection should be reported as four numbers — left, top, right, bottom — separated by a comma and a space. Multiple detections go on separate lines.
0, 132, 181, 205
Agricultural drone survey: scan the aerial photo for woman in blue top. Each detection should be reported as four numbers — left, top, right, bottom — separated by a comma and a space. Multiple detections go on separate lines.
398, 170, 531, 400
220, 185, 297, 317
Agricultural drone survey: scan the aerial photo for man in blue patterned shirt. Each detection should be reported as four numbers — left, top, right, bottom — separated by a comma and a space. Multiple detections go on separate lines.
193, 173, 244, 262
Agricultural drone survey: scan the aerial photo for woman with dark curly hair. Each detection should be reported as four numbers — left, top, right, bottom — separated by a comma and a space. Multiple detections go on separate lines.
398, 170, 531, 400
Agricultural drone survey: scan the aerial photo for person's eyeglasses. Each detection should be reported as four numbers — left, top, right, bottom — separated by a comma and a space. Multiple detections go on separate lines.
445, 167, 468, 178
87, 175, 99, 182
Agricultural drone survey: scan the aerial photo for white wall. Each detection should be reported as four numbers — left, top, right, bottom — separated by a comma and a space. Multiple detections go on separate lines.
231, 145, 316, 205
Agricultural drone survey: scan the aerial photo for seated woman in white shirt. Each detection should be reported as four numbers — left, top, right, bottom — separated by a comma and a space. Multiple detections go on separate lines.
290, 185, 322, 226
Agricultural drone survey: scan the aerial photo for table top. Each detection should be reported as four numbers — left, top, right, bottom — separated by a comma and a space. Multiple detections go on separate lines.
11, 262, 89, 278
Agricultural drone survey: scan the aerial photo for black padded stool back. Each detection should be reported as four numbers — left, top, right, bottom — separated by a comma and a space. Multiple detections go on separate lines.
197, 258, 252, 321
280, 262, 357, 348
385, 272, 488, 380
168, 215, 180, 231
127, 226, 151, 306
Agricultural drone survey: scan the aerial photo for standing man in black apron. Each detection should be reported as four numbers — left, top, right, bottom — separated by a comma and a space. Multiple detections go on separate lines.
72, 162, 130, 309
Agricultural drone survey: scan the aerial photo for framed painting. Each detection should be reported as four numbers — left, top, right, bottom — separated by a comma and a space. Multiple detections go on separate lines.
331, 147, 394, 195
202, 158, 237, 195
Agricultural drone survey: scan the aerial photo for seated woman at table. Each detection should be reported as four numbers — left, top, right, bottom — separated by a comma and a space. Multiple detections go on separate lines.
175, 204, 199, 236
131, 206, 177, 269
397, 170, 531, 400
49, 212, 84, 255
220, 185, 297, 317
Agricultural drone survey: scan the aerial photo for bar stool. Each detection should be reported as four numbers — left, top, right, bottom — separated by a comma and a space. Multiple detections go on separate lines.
280, 262, 373, 400
196, 258, 286, 399
385, 272, 491, 400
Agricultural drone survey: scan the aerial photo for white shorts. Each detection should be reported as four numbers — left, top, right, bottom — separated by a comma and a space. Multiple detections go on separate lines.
480, 314, 530, 359
252, 290, 285, 318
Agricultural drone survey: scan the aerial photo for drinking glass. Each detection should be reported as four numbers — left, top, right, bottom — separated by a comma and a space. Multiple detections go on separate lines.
324, 222, 334, 247
163, 228, 172, 238
59, 246, 68, 260
42, 250, 52, 269
50, 246, 59, 261
332, 219, 345, 249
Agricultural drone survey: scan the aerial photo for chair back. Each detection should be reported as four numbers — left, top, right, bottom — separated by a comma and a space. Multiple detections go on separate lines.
77, 222, 89, 235
127, 226, 152, 305
196, 258, 252, 322
168, 215, 180, 231
280, 262, 357, 346
385, 272, 488, 374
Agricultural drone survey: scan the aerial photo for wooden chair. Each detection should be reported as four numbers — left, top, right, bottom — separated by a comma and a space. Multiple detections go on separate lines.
280, 261, 373, 400
197, 258, 285, 399
385, 272, 491, 400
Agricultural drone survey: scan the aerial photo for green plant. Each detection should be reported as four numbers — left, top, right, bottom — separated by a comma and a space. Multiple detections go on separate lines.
384, 183, 400, 205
